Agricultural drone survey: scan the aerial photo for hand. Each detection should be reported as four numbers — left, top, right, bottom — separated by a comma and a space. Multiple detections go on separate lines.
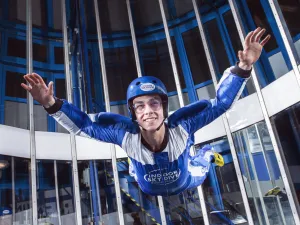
238, 27, 271, 70
21, 73, 55, 108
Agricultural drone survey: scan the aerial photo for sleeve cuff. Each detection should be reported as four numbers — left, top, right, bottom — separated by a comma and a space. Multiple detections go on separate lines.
44, 97, 63, 114
231, 62, 252, 78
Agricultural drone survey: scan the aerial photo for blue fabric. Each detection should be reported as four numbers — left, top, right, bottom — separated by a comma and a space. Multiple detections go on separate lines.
50, 66, 248, 196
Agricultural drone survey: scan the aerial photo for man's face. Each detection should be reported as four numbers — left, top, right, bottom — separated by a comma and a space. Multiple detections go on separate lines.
132, 95, 164, 131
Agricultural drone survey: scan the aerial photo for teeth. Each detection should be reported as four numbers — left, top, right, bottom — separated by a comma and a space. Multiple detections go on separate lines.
145, 118, 156, 121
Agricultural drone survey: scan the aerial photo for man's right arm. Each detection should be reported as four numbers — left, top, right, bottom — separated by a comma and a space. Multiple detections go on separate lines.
45, 98, 132, 147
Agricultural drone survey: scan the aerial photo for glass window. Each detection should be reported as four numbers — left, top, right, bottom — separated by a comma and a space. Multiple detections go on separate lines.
182, 27, 211, 85
54, 47, 64, 64
98, 0, 130, 33
233, 122, 296, 225
236, 0, 291, 85
105, 46, 138, 102
57, 161, 76, 224
277, 0, 300, 62
204, 19, 231, 79
140, 39, 185, 91
196, 137, 249, 224
14, 157, 31, 224
8, 0, 26, 23
55, 78, 66, 99
0, 155, 12, 224
77, 161, 93, 225
33, 42, 48, 63
163, 187, 204, 224
7, 39, 47, 62
95, 159, 118, 224
174, 0, 194, 17
7, 38, 26, 59
5, 71, 27, 99
117, 158, 162, 225
4, 71, 29, 129
272, 102, 300, 208
36, 160, 59, 225
222, 9, 256, 95
131, 0, 169, 29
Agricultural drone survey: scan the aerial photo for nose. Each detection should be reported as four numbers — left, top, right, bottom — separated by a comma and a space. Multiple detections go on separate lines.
143, 103, 154, 115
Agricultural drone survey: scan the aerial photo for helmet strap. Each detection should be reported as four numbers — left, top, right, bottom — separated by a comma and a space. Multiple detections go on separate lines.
138, 118, 166, 132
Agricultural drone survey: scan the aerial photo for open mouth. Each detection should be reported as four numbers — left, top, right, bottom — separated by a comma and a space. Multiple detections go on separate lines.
143, 117, 157, 122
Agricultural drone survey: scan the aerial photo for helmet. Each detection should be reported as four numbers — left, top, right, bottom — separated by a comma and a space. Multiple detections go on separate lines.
127, 76, 168, 120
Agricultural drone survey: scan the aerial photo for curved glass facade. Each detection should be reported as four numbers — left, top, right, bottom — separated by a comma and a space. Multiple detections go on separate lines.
1, 0, 300, 224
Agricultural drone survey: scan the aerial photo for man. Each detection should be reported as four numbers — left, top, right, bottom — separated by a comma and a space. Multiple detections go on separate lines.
21, 28, 270, 196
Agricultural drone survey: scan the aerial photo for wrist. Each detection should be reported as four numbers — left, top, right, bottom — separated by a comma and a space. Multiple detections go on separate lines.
44, 97, 55, 108
238, 61, 252, 70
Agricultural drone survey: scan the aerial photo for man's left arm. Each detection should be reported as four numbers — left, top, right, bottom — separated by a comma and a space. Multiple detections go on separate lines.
168, 27, 270, 135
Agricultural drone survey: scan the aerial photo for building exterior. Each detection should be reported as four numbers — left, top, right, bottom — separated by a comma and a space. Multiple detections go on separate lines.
0, 0, 300, 224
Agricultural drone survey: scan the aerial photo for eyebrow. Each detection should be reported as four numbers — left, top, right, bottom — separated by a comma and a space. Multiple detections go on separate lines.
133, 97, 160, 105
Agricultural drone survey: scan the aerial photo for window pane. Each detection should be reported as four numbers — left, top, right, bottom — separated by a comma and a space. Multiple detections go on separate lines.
131, 0, 169, 29
204, 19, 230, 79
272, 103, 300, 210
37, 160, 59, 225
163, 188, 204, 224
4, 71, 29, 129
105, 47, 138, 102
182, 28, 211, 85
235, 0, 291, 85
57, 161, 76, 224
54, 47, 64, 64
196, 138, 249, 224
33, 43, 48, 63
116, 158, 162, 225
277, 0, 300, 63
233, 122, 296, 225
222, 10, 256, 95
140, 39, 185, 91
14, 157, 31, 224
7, 38, 26, 58
174, 0, 194, 17
0, 155, 12, 224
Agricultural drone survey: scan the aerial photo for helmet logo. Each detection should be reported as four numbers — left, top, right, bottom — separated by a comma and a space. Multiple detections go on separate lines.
140, 83, 155, 91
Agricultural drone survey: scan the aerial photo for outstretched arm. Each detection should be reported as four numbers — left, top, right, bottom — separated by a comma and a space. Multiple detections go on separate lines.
168, 27, 270, 134
21, 73, 133, 146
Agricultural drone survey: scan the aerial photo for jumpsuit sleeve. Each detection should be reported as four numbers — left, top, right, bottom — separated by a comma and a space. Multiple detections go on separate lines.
168, 63, 252, 135
44, 99, 136, 147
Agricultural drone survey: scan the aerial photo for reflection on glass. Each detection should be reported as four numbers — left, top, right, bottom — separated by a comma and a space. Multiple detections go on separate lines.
95, 160, 118, 224
36, 160, 59, 225
4, 70, 28, 129
277, 0, 300, 62
78, 161, 93, 225
222, 10, 256, 95
57, 161, 76, 225
182, 28, 211, 86
139, 39, 185, 111
236, 0, 291, 86
163, 188, 204, 224
273, 103, 300, 211
197, 138, 249, 224
14, 157, 31, 225
204, 19, 231, 80
0, 155, 12, 224
233, 121, 296, 225
131, 0, 169, 28
116, 158, 162, 225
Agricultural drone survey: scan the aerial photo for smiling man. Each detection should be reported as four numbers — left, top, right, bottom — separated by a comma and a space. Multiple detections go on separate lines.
22, 28, 270, 196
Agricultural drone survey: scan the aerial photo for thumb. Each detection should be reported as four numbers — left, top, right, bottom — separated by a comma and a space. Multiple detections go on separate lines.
48, 81, 54, 96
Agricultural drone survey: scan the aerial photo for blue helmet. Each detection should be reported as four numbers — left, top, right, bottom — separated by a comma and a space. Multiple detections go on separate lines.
127, 76, 168, 120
